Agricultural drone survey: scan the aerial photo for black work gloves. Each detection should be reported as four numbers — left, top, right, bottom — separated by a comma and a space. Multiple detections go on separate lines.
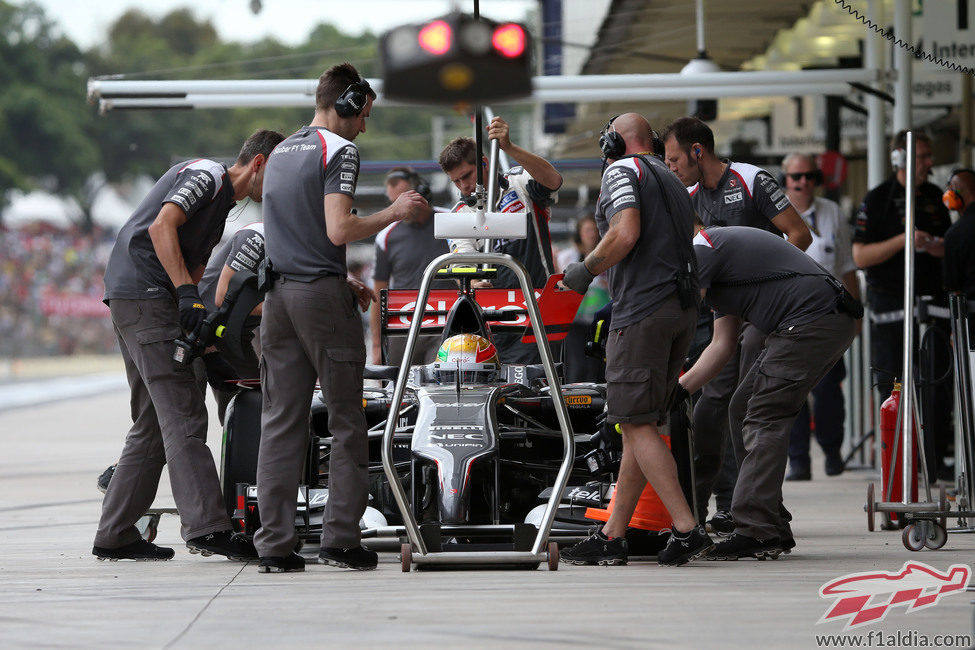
672, 382, 690, 405
176, 284, 207, 336
561, 261, 595, 294
202, 351, 239, 392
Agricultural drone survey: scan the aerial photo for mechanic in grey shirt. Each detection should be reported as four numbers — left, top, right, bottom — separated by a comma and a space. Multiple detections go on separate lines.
678, 225, 858, 560
94, 129, 283, 562
662, 116, 812, 535
438, 117, 561, 364
255, 63, 427, 573
559, 113, 712, 567
369, 167, 450, 366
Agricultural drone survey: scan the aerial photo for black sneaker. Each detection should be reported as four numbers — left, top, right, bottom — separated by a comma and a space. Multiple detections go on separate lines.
705, 510, 736, 537
708, 533, 782, 561
559, 529, 627, 566
96, 464, 116, 494
657, 525, 714, 566
768, 536, 796, 559
187, 531, 258, 561
93, 538, 175, 561
318, 545, 378, 570
786, 464, 812, 481
258, 552, 305, 573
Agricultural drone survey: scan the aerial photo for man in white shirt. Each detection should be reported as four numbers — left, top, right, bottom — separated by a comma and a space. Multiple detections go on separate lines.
781, 153, 860, 480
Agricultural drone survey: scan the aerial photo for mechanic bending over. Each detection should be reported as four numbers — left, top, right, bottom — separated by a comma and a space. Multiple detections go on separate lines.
94, 129, 284, 562
438, 116, 562, 364
559, 113, 714, 567
369, 167, 450, 366
255, 63, 427, 574
677, 223, 859, 560
662, 116, 811, 538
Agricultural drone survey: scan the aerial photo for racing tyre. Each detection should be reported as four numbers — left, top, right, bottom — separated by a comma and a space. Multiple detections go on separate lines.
401, 543, 412, 573
924, 522, 947, 550
220, 390, 263, 518
547, 541, 559, 571
902, 524, 925, 551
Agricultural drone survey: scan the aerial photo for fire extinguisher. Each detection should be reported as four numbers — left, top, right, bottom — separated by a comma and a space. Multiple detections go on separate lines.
879, 382, 918, 521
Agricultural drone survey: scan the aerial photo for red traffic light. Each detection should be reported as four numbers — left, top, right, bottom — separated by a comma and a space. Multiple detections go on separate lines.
492, 24, 525, 58
419, 20, 452, 55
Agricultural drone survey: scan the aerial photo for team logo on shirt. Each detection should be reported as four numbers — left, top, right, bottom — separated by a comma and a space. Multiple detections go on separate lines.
729, 178, 737, 188
724, 191, 743, 204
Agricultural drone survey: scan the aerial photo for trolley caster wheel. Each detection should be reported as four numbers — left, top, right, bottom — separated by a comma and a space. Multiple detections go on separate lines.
136, 514, 160, 543
865, 483, 876, 532
400, 543, 412, 573
902, 524, 926, 551
547, 541, 559, 572
924, 522, 948, 550
939, 484, 948, 528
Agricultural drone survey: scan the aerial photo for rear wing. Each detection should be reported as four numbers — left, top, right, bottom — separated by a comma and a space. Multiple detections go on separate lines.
380, 273, 583, 344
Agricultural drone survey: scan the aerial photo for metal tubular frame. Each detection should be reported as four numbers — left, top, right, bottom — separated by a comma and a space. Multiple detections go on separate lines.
899, 132, 917, 507
950, 294, 975, 517
379, 251, 575, 565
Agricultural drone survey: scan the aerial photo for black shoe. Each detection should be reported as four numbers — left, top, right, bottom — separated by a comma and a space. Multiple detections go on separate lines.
187, 531, 258, 561
774, 536, 796, 558
657, 525, 714, 566
559, 529, 627, 566
824, 454, 844, 477
705, 510, 736, 537
93, 538, 175, 561
258, 552, 305, 573
96, 464, 116, 494
318, 545, 378, 570
786, 465, 811, 481
708, 533, 782, 561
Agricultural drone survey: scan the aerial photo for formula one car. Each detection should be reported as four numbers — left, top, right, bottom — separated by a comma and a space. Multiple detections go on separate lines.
218, 268, 619, 553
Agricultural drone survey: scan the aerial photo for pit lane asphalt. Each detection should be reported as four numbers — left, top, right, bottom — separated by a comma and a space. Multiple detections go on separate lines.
2, 383, 973, 649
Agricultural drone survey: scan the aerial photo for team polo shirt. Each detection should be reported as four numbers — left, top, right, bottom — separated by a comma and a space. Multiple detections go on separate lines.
594, 154, 698, 329
693, 226, 837, 334
103, 159, 234, 302
263, 126, 359, 280
854, 176, 950, 297
373, 214, 451, 290
688, 161, 792, 233
198, 222, 265, 312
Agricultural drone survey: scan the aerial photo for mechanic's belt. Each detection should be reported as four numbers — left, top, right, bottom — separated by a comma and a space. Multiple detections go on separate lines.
871, 305, 952, 324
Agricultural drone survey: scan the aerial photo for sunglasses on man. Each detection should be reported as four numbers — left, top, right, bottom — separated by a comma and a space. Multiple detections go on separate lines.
786, 171, 823, 182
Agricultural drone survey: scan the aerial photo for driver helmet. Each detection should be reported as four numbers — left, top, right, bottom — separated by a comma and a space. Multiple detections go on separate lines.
433, 334, 500, 384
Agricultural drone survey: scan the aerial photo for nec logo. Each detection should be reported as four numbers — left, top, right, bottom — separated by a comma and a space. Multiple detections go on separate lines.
724, 191, 743, 204
818, 561, 970, 630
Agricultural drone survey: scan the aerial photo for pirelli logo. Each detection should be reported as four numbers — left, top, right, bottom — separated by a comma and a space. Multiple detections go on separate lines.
565, 395, 591, 406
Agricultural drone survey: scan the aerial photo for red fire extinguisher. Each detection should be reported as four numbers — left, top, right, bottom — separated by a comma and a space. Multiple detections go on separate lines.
880, 382, 919, 521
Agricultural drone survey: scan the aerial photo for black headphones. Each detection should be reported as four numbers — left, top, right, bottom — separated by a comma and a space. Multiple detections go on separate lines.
598, 115, 664, 160
334, 79, 373, 118
385, 168, 432, 203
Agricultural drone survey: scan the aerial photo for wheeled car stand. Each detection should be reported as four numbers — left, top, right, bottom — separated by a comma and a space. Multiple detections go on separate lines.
381, 251, 574, 571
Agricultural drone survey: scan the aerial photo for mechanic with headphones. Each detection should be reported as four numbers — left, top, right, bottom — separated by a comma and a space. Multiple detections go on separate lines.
370, 167, 450, 366
853, 130, 953, 483
781, 153, 860, 482
661, 117, 812, 538
254, 63, 428, 573
942, 169, 975, 318
437, 116, 562, 364
94, 129, 284, 563
559, 113, 714, 567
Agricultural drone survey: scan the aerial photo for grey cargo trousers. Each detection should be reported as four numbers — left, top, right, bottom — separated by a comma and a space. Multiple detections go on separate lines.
255, 275, 368, 557
94, 298, 231, 548
729, 311, 857, 540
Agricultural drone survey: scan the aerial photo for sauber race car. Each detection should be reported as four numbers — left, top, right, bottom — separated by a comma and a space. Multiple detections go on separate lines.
218, 266, 626, 565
